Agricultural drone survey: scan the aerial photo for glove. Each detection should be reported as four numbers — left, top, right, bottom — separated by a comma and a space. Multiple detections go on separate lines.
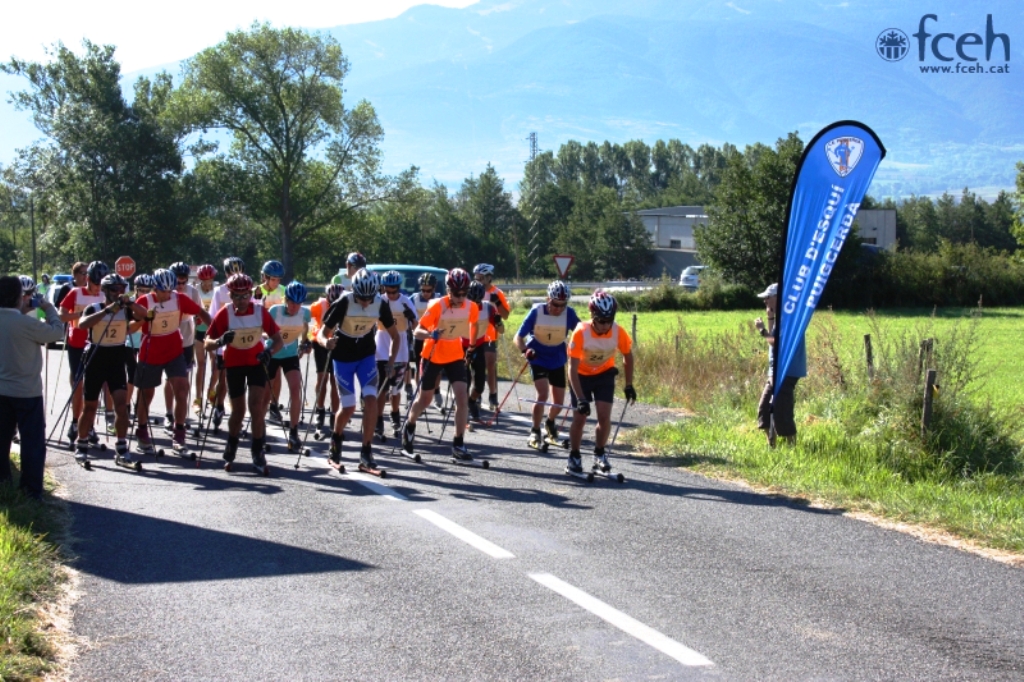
577, 399, 590, 417
523, 348, 536, 361
299, 340, 312, 355
624, 385, 637, 403
256, 348, 273, 365
217, 330, 236, 347
146, 309, 156, 321
430, 329, 441, 341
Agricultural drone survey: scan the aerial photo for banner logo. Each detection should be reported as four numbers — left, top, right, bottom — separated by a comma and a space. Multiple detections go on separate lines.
824, 137, 865, 178
876, 29, 909, 61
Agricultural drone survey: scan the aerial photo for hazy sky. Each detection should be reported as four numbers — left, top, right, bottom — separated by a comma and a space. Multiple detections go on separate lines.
3, 0, 477, 72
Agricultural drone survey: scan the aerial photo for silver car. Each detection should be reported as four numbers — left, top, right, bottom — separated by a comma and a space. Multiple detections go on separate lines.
679, 265, 708, 291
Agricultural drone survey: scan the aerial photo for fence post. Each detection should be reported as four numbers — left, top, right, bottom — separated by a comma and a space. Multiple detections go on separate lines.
864, 334, 874, 381
925, 338, 934, 371
674, 335, 680, 353
921, 369, 937, 438
917, 340, 927, 384
632, 314, 637, 346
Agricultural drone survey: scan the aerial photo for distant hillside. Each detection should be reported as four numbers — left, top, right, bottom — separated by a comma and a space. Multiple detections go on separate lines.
3, 0, 1021, 197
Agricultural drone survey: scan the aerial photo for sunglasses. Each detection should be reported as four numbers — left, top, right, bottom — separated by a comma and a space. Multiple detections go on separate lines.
593, 317, 613, 325
548, 300, 567, 308
421, 288, 435, 295
384, 287, 400, 294
176, 278, 189, 285
230, 292, 251, 300
356, 295, 375, 302
450, 290, 467, 299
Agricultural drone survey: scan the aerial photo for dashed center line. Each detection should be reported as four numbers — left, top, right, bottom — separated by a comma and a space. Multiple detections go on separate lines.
413, 509, 515, 559
529, 573, 714, 667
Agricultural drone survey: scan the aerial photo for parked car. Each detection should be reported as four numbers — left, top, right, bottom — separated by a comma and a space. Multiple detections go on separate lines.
334, 264, 449, 296
679, 265, 709, 291
47, 274, 73, 306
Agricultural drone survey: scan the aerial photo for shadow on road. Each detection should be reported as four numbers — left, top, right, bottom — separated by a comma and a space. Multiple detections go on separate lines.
67, 501, 373, 584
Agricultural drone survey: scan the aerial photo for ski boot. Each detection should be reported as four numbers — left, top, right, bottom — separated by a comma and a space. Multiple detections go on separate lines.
172, 425, 195, 460
566, 452, 583, 474
592, 447, 611, 473
66, 423, 77, 449
544, 418, 568, 449
212, 405, 224, 432
527, 428, 547, 452
468, 397, 482, 423
267, 403, 284, 425
374, 415, 387, 443
114, 440, 142, 471
163, 413, 175, 436
74, 439, 92, 470
251, 438, 269, 476
104, 411, 116, 434
488, 392, 499, 412
390, 411, 402, 438
287, 427, 308, 456
135, 424, 163, 457
433, 392, 444, 411
313, 407, 329, 441
358, 444, 386, 477
451, 437, 488, 467
222, 436, 239, 471
402, 422, 416, 456
405, 384, 414, 403
87, 428, 106, 451
327, 434, 345, 473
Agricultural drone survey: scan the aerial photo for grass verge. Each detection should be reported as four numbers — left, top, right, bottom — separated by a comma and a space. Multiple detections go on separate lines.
0, 453, 67, 681
628, 308, 1024, 555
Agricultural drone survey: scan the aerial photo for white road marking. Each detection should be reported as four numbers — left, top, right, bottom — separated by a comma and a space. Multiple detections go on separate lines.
346, 472, 408, 501
500, 413, 536, 427
413, 509, 515, 559
529, 573, 713, 667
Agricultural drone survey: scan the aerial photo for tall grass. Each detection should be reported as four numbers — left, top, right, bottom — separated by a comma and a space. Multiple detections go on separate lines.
0, 461, 65, 681
633, 307, 1024, 551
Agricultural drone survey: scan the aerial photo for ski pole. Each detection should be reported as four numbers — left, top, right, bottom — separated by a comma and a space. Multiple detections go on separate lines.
50, 324, 68, 414
297, 348, 332, 465
482, 360, 529, 428
436, 381, 455, 443
506, 344, 522, 412
388, 339, 439, 457
289, 350, 313, 469
609, 398, 631, 447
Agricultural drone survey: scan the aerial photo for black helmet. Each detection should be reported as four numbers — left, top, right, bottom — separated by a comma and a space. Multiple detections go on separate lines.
87, 261, 110, 285
169, 262, 191, 278
418, 272, 437, 288
223, 256, 244, 276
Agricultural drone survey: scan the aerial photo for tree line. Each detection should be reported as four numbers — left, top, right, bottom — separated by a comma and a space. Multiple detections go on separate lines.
0, 24, 1021, 291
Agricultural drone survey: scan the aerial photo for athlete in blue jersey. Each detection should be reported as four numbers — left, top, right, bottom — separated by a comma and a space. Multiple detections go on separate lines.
514, 280, 580, 450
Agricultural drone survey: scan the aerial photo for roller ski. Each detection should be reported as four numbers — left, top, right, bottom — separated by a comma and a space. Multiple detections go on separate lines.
544, 419, 569, 449
357, 445, 386, 478
172, 425, 196, 460
73, 440, 93, 470
114, 441, 142, 472
251, 439, 270, 477
327, 437, 346, 474
527, 428, 549, 453
267, 403, 284, 425
591, 449, 625, 483
135, 424, 165, 458
450, 440, 488, 468
565, 453, 594, 482
374, 415, 387, 444
400, 423, 422, 463
287, 428, 310, 456
87, 428, 106, 451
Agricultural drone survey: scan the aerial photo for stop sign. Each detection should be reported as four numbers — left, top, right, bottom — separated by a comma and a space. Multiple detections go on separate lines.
115, 256, 136, 278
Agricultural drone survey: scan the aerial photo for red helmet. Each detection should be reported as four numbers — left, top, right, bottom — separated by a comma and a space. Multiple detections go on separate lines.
446, 268, 471, 294
226, 273, 254, 293
197, 264, 216, 281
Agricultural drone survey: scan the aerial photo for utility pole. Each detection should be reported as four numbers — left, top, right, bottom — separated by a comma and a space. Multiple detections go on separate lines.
528, 132, 538, 162
30, 196, 37, 281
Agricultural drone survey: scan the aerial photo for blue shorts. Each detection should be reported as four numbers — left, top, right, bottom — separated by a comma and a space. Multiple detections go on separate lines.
333, 355, 378, 408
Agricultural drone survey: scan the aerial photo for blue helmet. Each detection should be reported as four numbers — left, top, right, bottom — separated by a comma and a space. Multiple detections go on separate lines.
134, 274, 154, 290
262, 260, 285, 278
380, 270, 403, 288
152, 269, 176, 293
169, 261, 191, 278
87, 261, 110, 285
285, 281, 307, 304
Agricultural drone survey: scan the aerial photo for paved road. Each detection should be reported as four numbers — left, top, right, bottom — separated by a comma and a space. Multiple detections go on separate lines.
39, 349, 1024, 680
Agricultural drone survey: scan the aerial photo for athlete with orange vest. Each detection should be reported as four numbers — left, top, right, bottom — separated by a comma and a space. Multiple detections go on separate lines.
402, 268, 483, 462
567, 291, 637, 476
204, 273, 283, 475
309, 283, 343, 438
515, 280, 580, 450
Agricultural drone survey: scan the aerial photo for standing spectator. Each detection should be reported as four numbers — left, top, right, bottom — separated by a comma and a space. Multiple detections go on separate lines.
754, 282, 806, 447
0, 275, 65, 499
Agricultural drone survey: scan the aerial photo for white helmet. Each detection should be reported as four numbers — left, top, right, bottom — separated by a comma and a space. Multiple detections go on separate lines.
547, 280, 570, 302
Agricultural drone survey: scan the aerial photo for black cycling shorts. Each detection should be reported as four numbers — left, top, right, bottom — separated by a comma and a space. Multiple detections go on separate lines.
268, 355, 301, 380
83, 346, 128, 400
530, 364, 567, 389
226, 364, 268, 399
421, 358, 467, 388
569, 368, 617, 406
313, 342, 332, 373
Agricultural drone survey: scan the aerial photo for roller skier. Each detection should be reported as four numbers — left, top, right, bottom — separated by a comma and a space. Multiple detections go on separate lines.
309, 283, 343, 439
374, 271, 417, 441
264, 281, 311, 454
472, 263, 511, 412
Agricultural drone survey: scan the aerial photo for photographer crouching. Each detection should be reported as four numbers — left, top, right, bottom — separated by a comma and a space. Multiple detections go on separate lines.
0, 275, 65, 499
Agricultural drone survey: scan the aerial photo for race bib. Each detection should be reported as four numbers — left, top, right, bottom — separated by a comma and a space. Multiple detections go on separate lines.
341, 315, 377, 338
230, 326, 263, 350
151, 309, 179, 336
438, 318, 470, 341
534, 324, 567, 347
381, 315, 408, 333
95, 322, 128, 347
584, 347, 616, 367
279, 325, 303, 345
